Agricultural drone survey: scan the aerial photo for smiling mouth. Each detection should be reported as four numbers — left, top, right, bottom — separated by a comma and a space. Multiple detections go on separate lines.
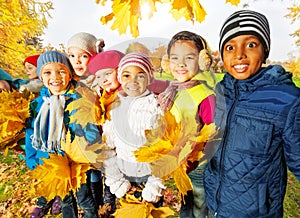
50, 82, 62, 86
233, 64, 248, 72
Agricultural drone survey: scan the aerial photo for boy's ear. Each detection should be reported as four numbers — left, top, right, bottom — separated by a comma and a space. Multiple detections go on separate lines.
199, 49, 212, 71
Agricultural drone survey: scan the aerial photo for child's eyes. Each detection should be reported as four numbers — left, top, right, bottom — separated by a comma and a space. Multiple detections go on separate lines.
247, 42, 257, 48
138, 74, 146, 79
59, 70, 67, 74
225, 45, 234, 51
42, 71, 51, 75
186, 56, 195, 60
81, 54, 89, 59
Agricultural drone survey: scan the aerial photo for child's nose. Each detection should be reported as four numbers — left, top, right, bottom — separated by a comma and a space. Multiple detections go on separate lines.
235, 48, 247, 59
177, 58, 186, 67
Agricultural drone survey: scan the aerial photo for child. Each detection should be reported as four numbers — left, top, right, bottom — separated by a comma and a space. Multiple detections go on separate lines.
13, 55, 44, 94
0, 68, 13, 92
25, 50, 101, 218
87, 49, 125, 216
67, 32, 105, 209
204, 10, 300, 217
88, 49, 124, 96
158, 30, 216, 218
67, 32, 105, 83
102, 52, 166, 211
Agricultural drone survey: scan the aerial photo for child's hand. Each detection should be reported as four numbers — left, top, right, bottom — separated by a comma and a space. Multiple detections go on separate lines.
142, 176, 165, 203
108, 177, 131, 198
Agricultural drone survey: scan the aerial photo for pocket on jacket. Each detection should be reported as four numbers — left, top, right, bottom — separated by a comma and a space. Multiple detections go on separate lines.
232, 115, 273, 157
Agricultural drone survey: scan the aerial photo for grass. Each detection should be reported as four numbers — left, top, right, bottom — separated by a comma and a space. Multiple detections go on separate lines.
1, 148, 299, 217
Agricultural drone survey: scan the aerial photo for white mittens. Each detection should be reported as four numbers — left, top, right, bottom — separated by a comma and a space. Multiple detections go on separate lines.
106, 177, 131, 198
104, 155, 131, 198
142, 176, 166, 203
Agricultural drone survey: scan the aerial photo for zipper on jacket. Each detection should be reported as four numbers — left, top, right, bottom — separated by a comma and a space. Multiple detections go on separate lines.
215, 81, 239, 216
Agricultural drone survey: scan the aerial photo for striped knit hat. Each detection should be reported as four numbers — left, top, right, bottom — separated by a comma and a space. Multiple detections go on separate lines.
117, 52, 154, 84
219, 10, 270, 60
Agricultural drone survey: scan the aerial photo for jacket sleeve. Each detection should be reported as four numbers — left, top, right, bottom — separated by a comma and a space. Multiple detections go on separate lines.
283, 97, 300, 181
25, 125, 38, 170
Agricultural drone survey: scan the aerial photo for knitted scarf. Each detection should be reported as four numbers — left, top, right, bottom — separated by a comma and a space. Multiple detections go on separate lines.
32, 95, 66, 153
158, 80, 202, 111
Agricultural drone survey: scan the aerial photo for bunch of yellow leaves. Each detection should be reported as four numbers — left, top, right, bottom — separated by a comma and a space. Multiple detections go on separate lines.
97, 0, 240, 37
30, 153, 92, 201
0, 90, 35, 155
113, 192, 175, 218
134, 110, 217, 197
98, 89, 118, 124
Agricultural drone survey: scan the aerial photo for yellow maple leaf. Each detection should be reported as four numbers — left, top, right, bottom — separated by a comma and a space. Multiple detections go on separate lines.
98, 89, 118, 123
114, 193, 175, 218
226, 0, 240, 6
67, 85, 101, 127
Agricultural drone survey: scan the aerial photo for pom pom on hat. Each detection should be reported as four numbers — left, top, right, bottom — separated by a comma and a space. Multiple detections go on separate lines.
0, 68, 12, 81
219, 10, 270, 61
88, 50, 125, 75
117, 52, 154, 84
67, 32, 105, 56
24, 55, 40, 67
36, 50, 74, 78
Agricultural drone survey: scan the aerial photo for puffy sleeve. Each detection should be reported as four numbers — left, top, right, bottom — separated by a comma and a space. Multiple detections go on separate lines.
283, 97, 300, 181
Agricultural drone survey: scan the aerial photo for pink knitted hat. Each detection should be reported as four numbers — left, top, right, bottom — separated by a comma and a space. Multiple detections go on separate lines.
88, 50, 125, 75
117, 52, 154, 84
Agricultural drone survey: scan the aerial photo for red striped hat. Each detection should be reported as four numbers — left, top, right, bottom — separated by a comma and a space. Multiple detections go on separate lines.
117, 52, 154, 84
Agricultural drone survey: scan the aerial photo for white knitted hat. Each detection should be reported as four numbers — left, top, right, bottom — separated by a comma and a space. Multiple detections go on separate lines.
67, 32, 105, 56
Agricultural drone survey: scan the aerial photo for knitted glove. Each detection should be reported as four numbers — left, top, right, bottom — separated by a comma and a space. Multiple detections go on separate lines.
106, 177, 131, 198
104, 155, 131, 198
142, 176, 165, 203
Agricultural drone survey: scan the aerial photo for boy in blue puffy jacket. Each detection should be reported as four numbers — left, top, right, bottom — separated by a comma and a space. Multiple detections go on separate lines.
204, 10, 300, 217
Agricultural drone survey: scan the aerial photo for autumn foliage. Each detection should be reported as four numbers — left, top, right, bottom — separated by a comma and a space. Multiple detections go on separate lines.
0, 0, 53, 78
97, 0, 240, 38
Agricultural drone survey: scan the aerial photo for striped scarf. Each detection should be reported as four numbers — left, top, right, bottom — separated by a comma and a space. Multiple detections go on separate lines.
32, 95, 66, 153
158, 80, 202, 111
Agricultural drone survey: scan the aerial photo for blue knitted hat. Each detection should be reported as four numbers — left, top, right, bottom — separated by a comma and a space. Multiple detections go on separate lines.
37, 50, 74, 78
0, 68, 12, 81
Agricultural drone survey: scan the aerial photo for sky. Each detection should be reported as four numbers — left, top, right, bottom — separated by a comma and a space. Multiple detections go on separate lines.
41, 0, 299, 62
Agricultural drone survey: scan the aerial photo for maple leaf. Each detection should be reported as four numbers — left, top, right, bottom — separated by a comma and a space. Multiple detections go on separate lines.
226, 0, 240, 6
114, 193, 175, 218
98, 89, 118, 123
67, 85, 101, 127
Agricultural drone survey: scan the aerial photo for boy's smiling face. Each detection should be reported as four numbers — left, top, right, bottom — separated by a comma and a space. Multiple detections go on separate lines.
40, 63, 72, 95
169, 40, 200, 82
222, 34, 265, 80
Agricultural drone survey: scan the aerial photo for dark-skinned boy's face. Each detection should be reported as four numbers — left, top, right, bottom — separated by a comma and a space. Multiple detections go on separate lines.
222, 34, 265, 80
